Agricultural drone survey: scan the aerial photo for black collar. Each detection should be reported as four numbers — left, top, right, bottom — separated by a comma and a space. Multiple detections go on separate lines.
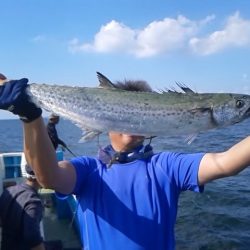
98, 144, 153, 167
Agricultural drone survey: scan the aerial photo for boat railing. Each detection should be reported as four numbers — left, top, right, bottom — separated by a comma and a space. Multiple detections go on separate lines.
0, 150, 82, 247
0, 150, 64, 194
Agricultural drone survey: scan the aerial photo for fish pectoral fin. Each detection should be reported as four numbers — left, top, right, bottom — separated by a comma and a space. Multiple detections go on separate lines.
190, 107, 212, 114
79, 130, 102, 142
96, 72, 117, 89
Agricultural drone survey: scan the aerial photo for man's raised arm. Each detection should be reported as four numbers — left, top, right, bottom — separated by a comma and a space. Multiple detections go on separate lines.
198, 136, 250, 185
0, 75, 76, 194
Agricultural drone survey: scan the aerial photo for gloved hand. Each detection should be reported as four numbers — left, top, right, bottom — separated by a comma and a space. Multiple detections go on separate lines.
0, 78, 42, 122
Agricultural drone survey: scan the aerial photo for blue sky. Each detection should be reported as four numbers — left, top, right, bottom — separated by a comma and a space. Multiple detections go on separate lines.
1, 0, 250, 119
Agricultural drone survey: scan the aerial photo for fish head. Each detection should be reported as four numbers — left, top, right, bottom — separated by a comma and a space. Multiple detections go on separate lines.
212, 93, 250, 126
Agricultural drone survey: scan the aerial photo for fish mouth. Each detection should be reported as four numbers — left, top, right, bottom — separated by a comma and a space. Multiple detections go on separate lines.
243, 107, 250, 119
235, 107, 250, 124
246, 107, 250, 116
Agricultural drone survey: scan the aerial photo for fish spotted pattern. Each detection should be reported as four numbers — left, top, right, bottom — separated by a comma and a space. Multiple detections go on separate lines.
27, 73, 250, 142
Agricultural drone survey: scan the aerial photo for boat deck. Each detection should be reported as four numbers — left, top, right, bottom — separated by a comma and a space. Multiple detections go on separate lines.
41, 191, 82, 249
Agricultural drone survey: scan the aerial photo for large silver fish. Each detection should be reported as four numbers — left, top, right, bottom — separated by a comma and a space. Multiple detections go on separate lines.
27, 72, 250, 142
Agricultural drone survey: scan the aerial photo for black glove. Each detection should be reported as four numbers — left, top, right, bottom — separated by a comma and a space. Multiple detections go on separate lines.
0, 78, 42, 122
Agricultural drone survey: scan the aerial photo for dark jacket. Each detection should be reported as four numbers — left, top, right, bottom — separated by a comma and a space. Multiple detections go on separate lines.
47, 122, 66, 150
0, 183, 44, 250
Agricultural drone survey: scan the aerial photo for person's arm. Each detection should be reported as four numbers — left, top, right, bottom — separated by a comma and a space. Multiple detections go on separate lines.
23, 116, 76, 194
57, 138, 67, 148
198, 136, 250, 185
0, 76, 76, 194
22, 200, 45, 250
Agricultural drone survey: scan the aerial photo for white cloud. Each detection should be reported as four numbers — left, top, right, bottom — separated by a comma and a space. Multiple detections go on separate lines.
69, 20, 136, 54
68, 12, 250, 57
32, 35, 46, 43
189, 12, 250, 55
68, 15, 211, 58
134, 15, 199, 57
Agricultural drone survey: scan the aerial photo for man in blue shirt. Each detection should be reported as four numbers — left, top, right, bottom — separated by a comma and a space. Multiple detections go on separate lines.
0, 73, 250, 250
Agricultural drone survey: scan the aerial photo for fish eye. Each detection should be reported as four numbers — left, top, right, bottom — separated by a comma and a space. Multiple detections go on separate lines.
236, 100, 245, 108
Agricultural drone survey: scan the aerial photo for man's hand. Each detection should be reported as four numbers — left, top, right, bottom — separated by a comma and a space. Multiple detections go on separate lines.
0, 73, 42, 122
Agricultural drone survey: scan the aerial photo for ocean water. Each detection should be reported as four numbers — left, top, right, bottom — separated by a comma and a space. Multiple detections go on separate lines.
1, 118, 250, 250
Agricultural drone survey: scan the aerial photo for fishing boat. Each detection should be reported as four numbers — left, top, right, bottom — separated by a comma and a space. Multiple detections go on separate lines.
0, 150, 82, 249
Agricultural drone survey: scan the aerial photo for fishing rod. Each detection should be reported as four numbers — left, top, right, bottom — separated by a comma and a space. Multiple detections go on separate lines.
62, 145, 77, 157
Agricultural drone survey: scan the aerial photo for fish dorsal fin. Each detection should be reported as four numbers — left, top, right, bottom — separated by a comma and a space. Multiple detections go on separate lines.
96, 72, 116, 89
176, 82, 195, 93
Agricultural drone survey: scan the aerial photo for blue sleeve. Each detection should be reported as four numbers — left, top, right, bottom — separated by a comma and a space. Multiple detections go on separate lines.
70, 156, 99, 195
55, 156, 98, 199
157, 152, 205, 192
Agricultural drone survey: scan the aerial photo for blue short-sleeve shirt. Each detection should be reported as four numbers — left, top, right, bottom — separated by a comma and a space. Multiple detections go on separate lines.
68, 151, 204, 250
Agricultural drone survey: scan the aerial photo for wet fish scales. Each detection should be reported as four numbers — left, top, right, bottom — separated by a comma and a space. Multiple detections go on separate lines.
27, 83, 250, 141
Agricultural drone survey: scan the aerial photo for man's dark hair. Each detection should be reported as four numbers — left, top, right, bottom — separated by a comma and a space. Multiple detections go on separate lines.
114, 80, 153, 92
25, 164, 36, 180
